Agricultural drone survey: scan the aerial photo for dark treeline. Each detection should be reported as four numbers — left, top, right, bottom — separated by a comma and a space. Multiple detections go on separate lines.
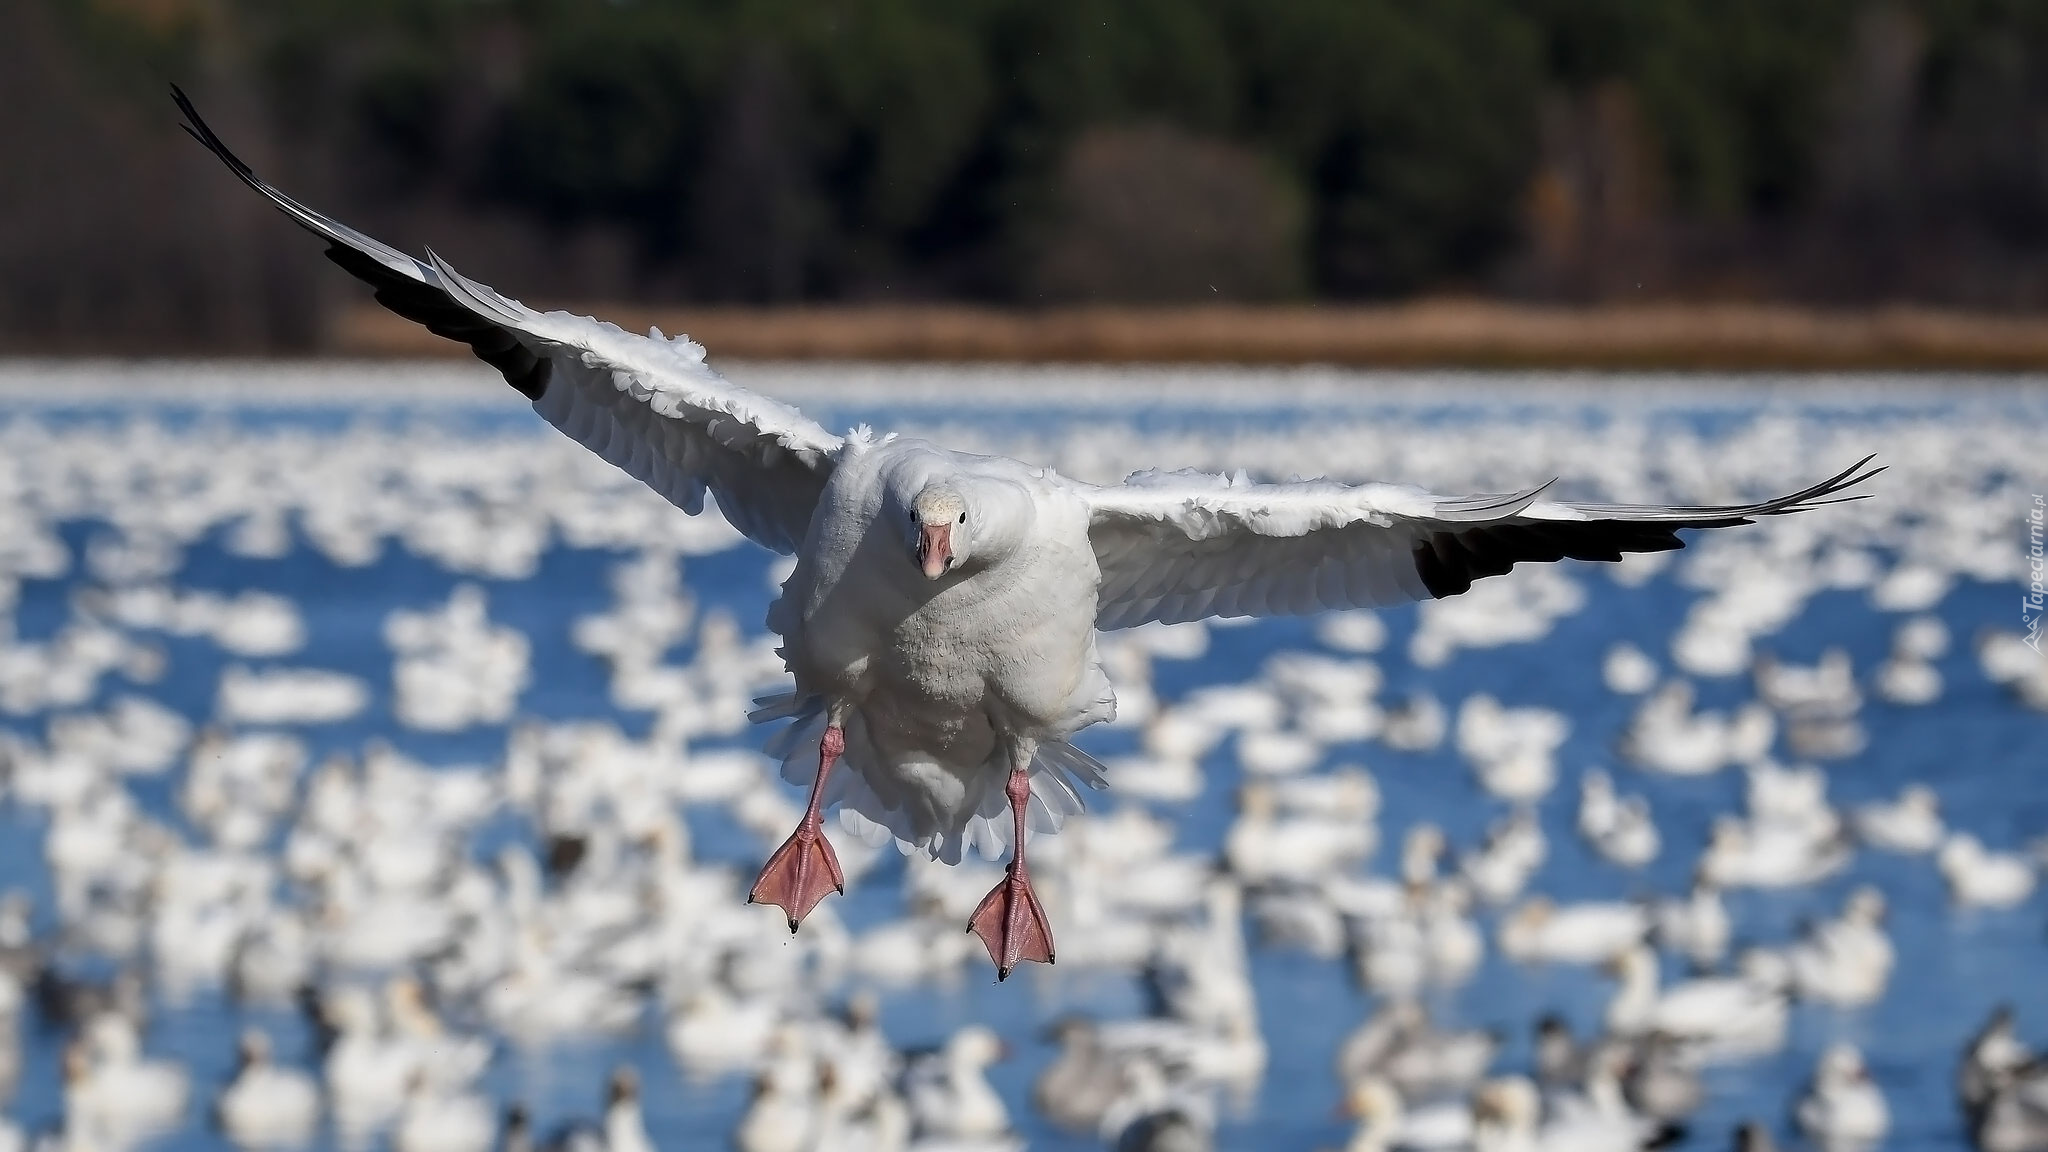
5, 0, 2048, 352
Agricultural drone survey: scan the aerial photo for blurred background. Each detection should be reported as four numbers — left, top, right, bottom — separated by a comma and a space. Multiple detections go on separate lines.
8, 0, 2048, 358
2, 5, 2048, 1152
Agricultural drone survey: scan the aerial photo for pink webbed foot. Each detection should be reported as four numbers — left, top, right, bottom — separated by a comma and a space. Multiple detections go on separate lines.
968, 764, 1057, 980
749, 822, 844, 931
749, 724, 848, 932
967, 865, 1056, 980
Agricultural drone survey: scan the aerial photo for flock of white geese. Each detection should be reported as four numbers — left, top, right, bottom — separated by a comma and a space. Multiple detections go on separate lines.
0, 371, 2044, 1152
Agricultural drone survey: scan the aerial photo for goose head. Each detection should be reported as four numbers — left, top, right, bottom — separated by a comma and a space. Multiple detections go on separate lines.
324, 985, 380, 1037
1340, 1075, 1403, 1135
236, 1029, 272, 1071
1400, 825, 1446, 886
1603, 944, 1657, 986
502, 1105, 532, 1152
1688, 865, 1721, 898
1505, 895, 1555, 933
607, 1064, 640, 1107
1939, 833, 1986, 877
1043, 1015, 1099, 1055
61, 1041, 92, 1095
1844, 885, 1887, 927
1902, 784, 1939, 816
1734, 1122, 1782, 1152
908, 486, 967, 578
0, 889, 31, 949
1234, 783, 1278, 823
945, 1024, 1006, 1071
85, 1012, 143, 1065
1708, 815, 1748, 853
1817, 1042, 1870, 1090
896, 471, 1030, 580
1474, 1075, 1540, 1135
386, 975, 442, 1038
1533, 1014, 1577, 1083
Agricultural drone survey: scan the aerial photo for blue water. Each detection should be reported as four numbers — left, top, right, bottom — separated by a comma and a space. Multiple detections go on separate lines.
0, 373, 2043, 1151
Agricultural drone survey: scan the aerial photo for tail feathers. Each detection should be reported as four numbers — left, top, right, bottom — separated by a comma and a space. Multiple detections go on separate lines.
748, 691, 807, 724
1037, 740, 1110, 792
751, 691, 1107, 862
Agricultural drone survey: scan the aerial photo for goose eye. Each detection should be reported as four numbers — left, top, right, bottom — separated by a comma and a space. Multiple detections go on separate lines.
957, 512, 966, 523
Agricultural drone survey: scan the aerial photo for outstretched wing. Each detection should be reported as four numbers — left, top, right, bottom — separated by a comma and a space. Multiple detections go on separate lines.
1083, 457, 1881, 630
174, 87, 840, 554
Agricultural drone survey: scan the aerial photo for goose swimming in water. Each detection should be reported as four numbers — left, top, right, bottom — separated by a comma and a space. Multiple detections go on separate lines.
1850, 784, 1944, 854
1795, 1044, 1888, 1152
216, 1030, 320, 1150
175, 89, 1879, 979
1603, 946, 1787, 1056
1959, 1004, 2033, 1118
905, 1026, 1015, 1145
1337, 1000, 1499, 1102
1938, 834, 2037, 907
1340, 1076, 1474, 1152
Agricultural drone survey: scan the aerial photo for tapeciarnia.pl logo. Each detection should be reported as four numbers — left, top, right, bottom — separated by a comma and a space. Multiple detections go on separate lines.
2027, 494, 2044, 653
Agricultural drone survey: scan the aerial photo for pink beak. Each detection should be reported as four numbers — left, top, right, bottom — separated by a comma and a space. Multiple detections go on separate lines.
916, 522, 953, 578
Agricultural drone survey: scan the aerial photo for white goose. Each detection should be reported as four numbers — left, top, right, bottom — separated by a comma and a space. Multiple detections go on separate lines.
216, 1030, 320, 1150
905, 1026, 1015, 1146
601, 1068, 656, 1152
666, 985, 781, 1077
1851, 784, 1945, 854
1601, 643, 1659, 695
736, 1050, 820, 1152
1651, 874, 1731, 967
1699, 815, 1849, 890
1795, 1044, 1888, 1152
1474, 1072, 1671, 1152
1337, 1000, 1499, 1102
1460, 808, 1546, 906
1939, 834, 2037, 907
1783, 886, 1894, 1006
392, 1075, 495, 1152
1577, 771, 1658, 868
1381, 693, 1448, 753
1225, 782, 1375, 884
66, 1018, 190, 1150
1604, 945, 1787, 1058
178, 90, 1877, 978
1341, 1077, 1474, 1152
1499, 897, 1647, 966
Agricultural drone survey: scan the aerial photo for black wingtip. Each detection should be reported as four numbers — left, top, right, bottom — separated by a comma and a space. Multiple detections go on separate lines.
1750, 454, 1884, 517
170, 84, 259, 182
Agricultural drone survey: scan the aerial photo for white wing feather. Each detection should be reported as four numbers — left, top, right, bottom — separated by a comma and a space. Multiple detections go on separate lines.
177, 89, 840, 555
1083, 459, 1880, 630
429, 253, 841, 553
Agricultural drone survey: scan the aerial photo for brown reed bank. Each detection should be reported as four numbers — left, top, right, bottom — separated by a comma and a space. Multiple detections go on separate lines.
334, 300, 2048, 371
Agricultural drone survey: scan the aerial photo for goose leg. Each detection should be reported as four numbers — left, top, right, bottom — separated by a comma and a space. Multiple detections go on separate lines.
749, 724, 847, 931
968, 766, 1056, 979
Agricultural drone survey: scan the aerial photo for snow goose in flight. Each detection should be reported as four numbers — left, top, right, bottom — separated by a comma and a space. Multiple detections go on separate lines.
176, 89, 1880, 979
